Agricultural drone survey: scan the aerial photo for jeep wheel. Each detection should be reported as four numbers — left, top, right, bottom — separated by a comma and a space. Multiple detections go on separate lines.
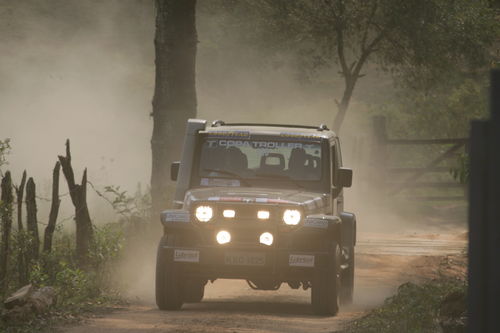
340, 246, 354, 305
156, 235, 184, 310
184, 279, 206, 303
311, 241, 341, 316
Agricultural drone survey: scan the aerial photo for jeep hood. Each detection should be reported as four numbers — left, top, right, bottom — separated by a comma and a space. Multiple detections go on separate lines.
184, 187, 329, 212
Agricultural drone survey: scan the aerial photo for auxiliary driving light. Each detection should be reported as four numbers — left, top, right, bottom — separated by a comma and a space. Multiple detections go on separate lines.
283, 209, 301, 225
257, 210, 270, 220
195, 205, 213, 222
260, 232, 274, 246
223, 209, 236, 218
216, 230, 231, 244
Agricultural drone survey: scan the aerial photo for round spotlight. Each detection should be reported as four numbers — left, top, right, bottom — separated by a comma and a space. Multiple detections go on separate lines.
257, 210, 270, 220
223, 209, 236, 218
283, 209, 301, 225
195, 206, 213, 222
260, 232, 274, 246
216, 230, 231, 244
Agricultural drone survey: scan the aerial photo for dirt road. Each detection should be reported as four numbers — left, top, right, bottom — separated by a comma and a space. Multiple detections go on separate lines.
60, 232, 466, 333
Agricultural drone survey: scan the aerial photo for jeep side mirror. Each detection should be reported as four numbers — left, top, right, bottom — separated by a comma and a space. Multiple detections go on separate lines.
171, 161, 180, 181
336, 168, 353, 188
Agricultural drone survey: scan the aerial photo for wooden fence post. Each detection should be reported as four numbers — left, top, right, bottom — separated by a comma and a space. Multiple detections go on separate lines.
26, 177, 40, 262
58, 140, 93, 265
0, 171, 13, 291
15, 170, 26, 231
371, 116, 388, 191
468, 69, 500, 333
15, 171, 28, 285
43, 161, 61, 253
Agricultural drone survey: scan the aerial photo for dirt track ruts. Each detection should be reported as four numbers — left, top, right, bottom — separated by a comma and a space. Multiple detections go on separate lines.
60, 233, 466, 333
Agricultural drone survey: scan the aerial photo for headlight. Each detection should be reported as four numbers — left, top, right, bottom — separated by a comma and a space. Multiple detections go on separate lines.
216, 230, 231, 244
223, 209, 235, 218
283, 209, 301, 225
257, 210, 270, 220
195, 205, 213, 222
260, 232, 273, 246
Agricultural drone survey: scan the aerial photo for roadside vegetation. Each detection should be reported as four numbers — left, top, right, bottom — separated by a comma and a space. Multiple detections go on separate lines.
343, 278, 466, 333
0, 139, 150, 333
342, 254, 467, 333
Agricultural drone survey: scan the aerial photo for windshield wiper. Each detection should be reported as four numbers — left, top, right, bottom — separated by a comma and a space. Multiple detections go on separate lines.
201, 168, 250, 186
254, 172, 305, 189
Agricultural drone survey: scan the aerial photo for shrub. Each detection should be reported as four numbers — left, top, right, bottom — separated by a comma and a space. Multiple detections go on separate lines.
343, 278, 466, 333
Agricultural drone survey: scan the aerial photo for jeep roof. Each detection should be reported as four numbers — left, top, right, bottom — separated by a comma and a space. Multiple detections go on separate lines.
203, 121, 338, 142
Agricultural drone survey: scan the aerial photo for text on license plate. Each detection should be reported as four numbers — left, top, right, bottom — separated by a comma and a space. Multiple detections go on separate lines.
224, 252, 266, 266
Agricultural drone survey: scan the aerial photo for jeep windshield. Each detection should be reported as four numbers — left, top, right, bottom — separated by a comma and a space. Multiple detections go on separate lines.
195, 135, 326, 190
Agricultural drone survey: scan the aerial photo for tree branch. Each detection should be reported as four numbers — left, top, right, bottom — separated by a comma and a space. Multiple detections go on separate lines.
361, 0, 379, 52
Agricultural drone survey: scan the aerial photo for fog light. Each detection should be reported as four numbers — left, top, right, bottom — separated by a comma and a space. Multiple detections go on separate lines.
223, 209, 236, 218
283, 209, 301, 225
260, 232, 273, 246
257, 210, 270, 220
195, 205, 213, 222
216, 230, 231, 244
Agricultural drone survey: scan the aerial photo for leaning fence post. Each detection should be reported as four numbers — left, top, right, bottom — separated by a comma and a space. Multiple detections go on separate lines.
371, 116, 388, 192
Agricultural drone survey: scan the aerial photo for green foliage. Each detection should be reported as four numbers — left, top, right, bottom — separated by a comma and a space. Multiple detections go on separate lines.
103, 184, 151, 225
0, 138, 11, 173
375, 74, 489, 139
89, 223, 124, 269
201, 0, 498, 131
0, 224, 125, 332
451, 153, 470, 185
343, 278, 466, 333
202, 0, 498, 83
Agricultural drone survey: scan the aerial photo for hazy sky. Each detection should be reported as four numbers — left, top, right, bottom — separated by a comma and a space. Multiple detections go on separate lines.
0, 1, 389, 220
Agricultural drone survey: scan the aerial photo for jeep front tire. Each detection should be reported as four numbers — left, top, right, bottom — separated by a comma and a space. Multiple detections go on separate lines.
311, 241, 341, 316
156, 235, 184, 310
184, 279, 206, 303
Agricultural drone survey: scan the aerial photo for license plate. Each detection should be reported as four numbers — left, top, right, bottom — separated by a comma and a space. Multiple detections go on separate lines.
289, 254, 315, 267
224, 252, 265, 266
174, 249, 199, 263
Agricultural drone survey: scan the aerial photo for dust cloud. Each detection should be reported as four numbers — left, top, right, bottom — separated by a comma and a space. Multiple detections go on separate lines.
0, 0, 465, 311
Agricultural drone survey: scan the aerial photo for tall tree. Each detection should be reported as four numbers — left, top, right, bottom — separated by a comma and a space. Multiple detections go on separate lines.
151, 0, 198, 219
203, 0, 498, 132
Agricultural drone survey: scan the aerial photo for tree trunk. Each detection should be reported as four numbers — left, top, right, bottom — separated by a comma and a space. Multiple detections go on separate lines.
58, 140, 93, 265
25, 177, 39, 262
333, 72, 357, 134
43, 161, 60, 253
0, 171, 13, 291
151, 0, 198, 221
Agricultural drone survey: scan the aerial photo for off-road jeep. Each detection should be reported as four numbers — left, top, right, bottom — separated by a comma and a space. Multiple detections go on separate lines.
156, 119, 356, 316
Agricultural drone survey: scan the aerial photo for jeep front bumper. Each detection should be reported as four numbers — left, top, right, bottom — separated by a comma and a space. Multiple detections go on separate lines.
160, 245, 331, 280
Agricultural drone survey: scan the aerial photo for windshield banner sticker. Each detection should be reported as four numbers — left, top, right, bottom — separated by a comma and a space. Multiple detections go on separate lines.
207, 131, 250, 139
206, 139, 317, 149
280, 132, 321, 141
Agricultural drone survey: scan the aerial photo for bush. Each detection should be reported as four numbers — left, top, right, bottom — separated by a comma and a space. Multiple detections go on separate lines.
343, 278, 466, 333
4, 223, 125, 308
